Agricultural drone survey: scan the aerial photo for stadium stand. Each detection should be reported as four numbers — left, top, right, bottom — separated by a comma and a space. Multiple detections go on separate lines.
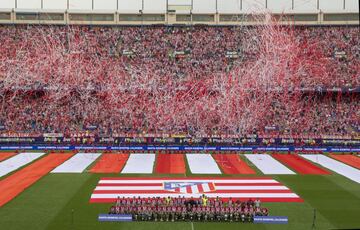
0, 25, 358, 137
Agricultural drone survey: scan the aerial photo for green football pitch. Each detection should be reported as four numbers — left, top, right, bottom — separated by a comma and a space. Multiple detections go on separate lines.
0, 170, 360, 230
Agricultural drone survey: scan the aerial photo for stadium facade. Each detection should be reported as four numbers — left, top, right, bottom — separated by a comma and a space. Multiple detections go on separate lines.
0, 0, 358, 25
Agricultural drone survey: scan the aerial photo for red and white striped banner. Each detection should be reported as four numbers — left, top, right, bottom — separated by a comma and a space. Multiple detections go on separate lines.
90, 177, 303, 203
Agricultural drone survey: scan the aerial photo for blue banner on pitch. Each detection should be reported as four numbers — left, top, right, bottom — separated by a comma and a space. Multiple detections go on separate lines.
254, 216, 288, 224
98, 214, 132, 222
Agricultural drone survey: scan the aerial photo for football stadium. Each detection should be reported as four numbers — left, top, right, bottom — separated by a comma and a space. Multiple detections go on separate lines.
0, 0, 359, 229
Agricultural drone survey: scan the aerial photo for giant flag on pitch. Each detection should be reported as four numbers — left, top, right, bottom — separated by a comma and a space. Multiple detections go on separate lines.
90, 177, 302, 203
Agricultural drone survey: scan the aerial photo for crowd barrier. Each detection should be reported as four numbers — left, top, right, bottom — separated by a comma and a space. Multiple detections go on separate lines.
0, 145, 359, 152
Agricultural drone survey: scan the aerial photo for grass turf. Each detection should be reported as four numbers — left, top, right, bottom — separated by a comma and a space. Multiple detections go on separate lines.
0, 172, 359, 229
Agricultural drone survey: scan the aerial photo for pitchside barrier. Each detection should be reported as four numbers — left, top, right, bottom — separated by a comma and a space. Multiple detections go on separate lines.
253, 216, 288, 224
98, 214, 132, 222
0, 145, 359, 152
0, 136, 359, 147
97, 214, 288, 224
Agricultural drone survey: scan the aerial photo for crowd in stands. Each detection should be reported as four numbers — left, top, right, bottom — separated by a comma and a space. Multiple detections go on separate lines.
108, 195, 268, 222
0, 25, 358, 137
1, 25, 356, 86
2, 25, 356, 85
260, 96, 359, 137
298, 26, 359, 87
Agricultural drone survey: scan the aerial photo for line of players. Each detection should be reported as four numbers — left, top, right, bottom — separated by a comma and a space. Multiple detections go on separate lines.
108, 195, 269, 222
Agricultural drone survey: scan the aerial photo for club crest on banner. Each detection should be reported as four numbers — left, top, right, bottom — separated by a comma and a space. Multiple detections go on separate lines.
164, 182, 216, 194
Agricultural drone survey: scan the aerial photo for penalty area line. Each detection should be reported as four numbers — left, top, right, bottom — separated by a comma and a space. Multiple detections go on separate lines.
191, 222, 194, 230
